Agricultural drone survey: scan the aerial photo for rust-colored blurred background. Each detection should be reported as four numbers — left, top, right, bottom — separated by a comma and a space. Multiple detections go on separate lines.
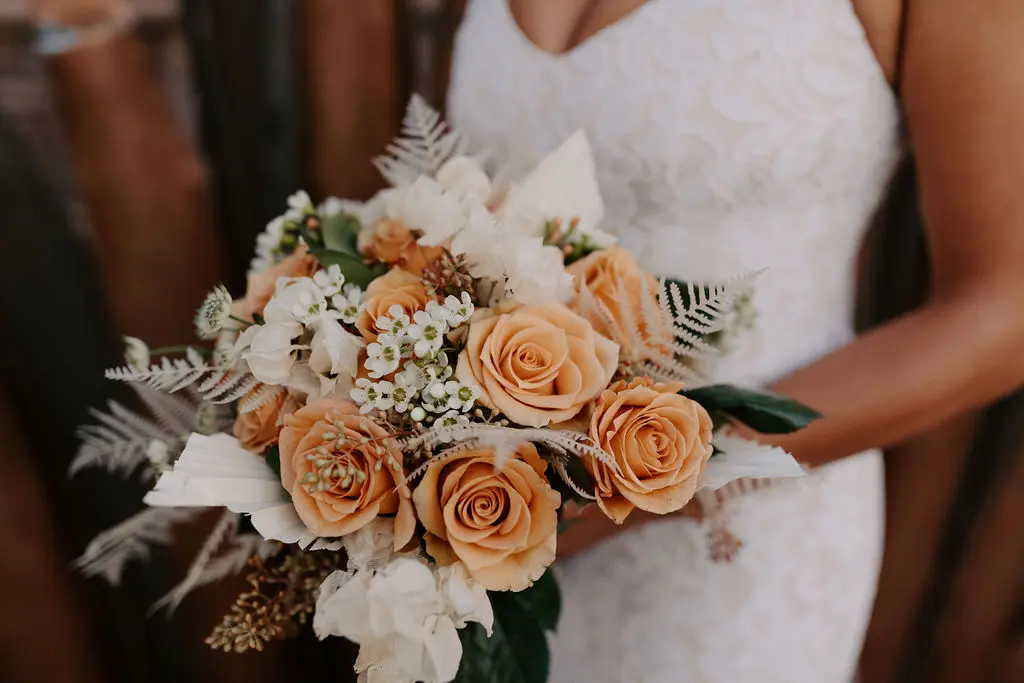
0, 2, 1020, 682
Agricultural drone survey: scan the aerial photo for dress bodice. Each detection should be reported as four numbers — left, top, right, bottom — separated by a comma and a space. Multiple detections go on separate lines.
448, 0, 902, 387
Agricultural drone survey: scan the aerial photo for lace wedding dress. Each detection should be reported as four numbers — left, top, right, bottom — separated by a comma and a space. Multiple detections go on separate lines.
448, 1, 901, 681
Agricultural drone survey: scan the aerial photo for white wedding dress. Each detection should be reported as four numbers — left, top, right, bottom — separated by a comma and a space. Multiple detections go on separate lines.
448, 1, 901, 681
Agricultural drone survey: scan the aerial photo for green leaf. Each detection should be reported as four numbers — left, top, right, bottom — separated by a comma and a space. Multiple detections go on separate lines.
321, 212, 362, 256
455, 592, 550, 683
510, 570, 561, 632
309, 249, 387, 288
683, 384, 821, 434
264, 445, 281, 477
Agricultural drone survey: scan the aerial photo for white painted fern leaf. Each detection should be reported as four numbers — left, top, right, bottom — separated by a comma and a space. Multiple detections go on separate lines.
106, 351, 258, 404
74, 507, 202, 584
72, 402, 177, 477
374, 94, 467, 186
151, 512, 272, 613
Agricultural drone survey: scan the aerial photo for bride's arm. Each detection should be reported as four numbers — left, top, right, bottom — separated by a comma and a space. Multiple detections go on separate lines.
763, 0, 1024, 467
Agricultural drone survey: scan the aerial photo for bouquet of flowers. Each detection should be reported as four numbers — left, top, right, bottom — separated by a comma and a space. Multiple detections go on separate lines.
74, 96, 815, 683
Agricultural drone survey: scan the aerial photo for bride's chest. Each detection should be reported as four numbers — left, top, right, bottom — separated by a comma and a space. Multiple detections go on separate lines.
448, 0, 900, 217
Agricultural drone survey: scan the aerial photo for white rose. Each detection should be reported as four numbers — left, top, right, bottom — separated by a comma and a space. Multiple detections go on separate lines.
262, 277, 329, 325
237, 320, 303, 385
436, 156, 492, 203
309, 318, 364, 397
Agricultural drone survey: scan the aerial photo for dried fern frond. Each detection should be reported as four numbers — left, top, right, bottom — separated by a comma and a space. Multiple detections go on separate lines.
153, 511, 273, 613
400, 424, 620, 482
74, 507, 203, 584
239, 385, 284, 414
106, 351, 256, 404
206, 546, 343, 653
374, 94, 467, 186
72, 405, 177, 478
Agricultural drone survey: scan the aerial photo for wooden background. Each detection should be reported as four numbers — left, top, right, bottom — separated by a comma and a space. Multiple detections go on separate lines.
0, 1, 1020, 682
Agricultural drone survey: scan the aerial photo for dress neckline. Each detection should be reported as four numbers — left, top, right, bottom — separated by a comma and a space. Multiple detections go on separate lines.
500, 0, 665, 62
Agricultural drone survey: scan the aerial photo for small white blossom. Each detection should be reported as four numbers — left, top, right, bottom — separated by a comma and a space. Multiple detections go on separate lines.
194, 284, 234, 339
435, 410, 470, 428
287, 190, 313, 215
389, 383, 416, 413
371, 381, 396, 411
444, 381, 479, 413
407, 310, 448, 358
313, 264, 346, 298
262, 277, 330, 325
410, 406, 427, 423
145, 439, 171, 473
365, 341, 402, 379
375, 304, 412, 339
332, 284, 364, 324
395, 361, 429, 391
250, 216, 286, 275
440, 292, 474, 327
350, 378, 380, 413
123, 336, 150, 370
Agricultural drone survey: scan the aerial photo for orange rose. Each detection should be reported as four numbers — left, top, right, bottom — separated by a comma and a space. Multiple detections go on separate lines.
586, 377, 713, 523
278, 398, 414, 549
232, 389, 292, 452
413, 444, 560, 591
233, 245, 319, 322
567, 246, 667, 355
455, 303, 619, 427
355, 268, 430, 342
358, 218, 443, 276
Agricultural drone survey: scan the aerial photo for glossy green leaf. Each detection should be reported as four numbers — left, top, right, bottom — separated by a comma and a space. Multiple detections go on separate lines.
264, 445, 281, 477
455, 592, 549, 683
321, 212, 361, 257
511, 570, 561, 632
309, 249, 386, 288
683, 384, 821, 434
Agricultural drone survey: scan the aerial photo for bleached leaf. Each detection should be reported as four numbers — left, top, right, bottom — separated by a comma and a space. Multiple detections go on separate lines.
700, 434, 806, 491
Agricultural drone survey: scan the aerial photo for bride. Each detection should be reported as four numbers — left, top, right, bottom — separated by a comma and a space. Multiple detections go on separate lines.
447, 1, 1024, 681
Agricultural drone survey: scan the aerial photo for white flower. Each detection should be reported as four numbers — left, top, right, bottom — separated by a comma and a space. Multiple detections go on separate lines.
502, 240, 575, 306
371, 380, 396, 411
395, 361, 429, 391
262, 277, 330, 325
435, 156, 493, 203
144, 439, 171, 473
410, 406, 427, 423
313, 264, 346, 298
332, 284, 365, 324
389, 384, 416, 413
250, 216, 286, 275
439, 292, 474, 327
194, 284, 234, 339
436, 563, 493, 633
444, 381, 479, 413
350, 378, 383, 413
376, 304, 412, 339
123, 336, 150, 370
314, 557, 489, 683
309, 318, 364, 397
435, 410, 470, 428
388, 177, 467, 247
407, 310, 448, 358
343, 518, 396, 572
236, 320, 303, 385
366, 340, 402, 379
287, 190, 313, 214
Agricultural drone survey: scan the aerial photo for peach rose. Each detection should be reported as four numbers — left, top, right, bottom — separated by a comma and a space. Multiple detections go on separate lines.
233, 245, 319, 322
567, 246, 667, 354
413, 444, 560, 591
586, 377, 713, 523
455, 303, 619, 427
278, 397, 414, 549
355, 268, 430, 341
232, 388, 291, 452
358, 218, 443, 276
